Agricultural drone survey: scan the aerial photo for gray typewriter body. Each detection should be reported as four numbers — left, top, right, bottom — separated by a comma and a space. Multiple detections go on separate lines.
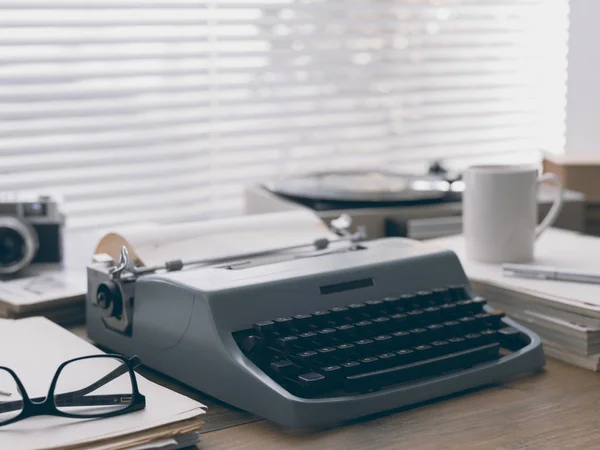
87, 238, 544, 428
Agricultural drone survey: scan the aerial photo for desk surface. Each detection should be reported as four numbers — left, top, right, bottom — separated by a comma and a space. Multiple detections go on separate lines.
70, 326, 600, 450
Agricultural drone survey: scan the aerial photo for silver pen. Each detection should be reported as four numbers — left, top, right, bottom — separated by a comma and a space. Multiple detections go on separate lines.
502, 264, 600, 285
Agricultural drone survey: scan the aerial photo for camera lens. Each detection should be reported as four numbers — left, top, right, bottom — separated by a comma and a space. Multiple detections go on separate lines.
0, 228, 26, 266
0, 218, 38, 275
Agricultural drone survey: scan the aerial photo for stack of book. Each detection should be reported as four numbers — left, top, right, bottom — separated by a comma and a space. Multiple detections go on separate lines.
431, 228, 600, 371
544, 154, 600, 236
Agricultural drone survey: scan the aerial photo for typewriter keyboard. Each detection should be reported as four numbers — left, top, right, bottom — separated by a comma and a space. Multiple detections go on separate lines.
233, 286, 525, 397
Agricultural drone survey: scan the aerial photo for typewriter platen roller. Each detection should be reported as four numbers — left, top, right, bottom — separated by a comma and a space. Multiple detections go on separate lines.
86, 235, 544, 428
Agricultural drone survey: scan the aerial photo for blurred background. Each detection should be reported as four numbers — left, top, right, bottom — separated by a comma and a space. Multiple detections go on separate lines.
0, 0, 570, 229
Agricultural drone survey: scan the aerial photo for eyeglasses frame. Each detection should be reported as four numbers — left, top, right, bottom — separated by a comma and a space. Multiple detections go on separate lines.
0, 354, 146, 427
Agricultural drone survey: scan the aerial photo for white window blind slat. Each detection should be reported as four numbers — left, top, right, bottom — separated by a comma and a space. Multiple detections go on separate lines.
0, 0, 569, 228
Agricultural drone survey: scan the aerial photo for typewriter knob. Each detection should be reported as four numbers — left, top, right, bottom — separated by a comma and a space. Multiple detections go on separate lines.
96, 281, 123, 317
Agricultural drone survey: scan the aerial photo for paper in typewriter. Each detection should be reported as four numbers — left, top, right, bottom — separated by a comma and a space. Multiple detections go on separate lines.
95, 210, 337, 267
0, 317, 205, 450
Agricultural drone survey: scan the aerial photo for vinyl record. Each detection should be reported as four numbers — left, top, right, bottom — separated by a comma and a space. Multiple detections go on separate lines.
264, 170, 457, 204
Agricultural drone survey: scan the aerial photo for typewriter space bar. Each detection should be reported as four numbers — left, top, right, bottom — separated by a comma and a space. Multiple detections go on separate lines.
344, 343, 500, 393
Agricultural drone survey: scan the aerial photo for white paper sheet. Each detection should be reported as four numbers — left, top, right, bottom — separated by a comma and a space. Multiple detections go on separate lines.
95, 210, 337, 267
428, 228, 600, 312
0, 317, 205, 450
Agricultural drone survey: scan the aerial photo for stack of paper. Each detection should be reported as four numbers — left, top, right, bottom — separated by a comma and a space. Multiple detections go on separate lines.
0, 317, 206, 450
0, 265, 86, 325
429, 229, 600, 371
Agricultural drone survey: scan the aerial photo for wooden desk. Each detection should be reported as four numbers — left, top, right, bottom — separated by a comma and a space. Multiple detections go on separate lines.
69, 326, 600, 449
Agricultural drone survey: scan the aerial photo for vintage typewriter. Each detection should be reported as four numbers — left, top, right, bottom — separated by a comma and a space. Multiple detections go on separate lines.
86, 218, 544, 428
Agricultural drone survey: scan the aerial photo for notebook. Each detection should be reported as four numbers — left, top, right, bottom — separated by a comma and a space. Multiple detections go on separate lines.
0, 317, 206, 450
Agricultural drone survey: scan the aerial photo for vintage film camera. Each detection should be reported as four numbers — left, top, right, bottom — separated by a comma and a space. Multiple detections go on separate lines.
0, 194, 65, 275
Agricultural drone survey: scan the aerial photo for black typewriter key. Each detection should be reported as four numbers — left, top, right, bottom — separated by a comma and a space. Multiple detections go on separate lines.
383, 297, 402, 312
413, 344, 434, 360
480, 329, 498, 344
440, 302, 458, 317
317, 346, 337, 354
347, 303, 368, 318
372, 316, 391, 333
389, 313, 408, 329
432, 287, 452, 304
406, 309, 425, 324
425, 323, 445, 340
274, 317, 294, 327
448, 336, 467, 351
409, 327, 428, 345
448, 285, 468, 301
443, 320, 462, 337
377, 352, 398, 368
365, 300, 385, 315
297, 332, 319, 349
355, 320, 375, 336
292, 314, 314, 331
275, 335, 300, 351
273, 318, 294, 335
317, 347, 338, 364
464, 333, 484, 347
318, 365, 343, 379
354, 339, 376, 354
312, 310, 333, 326
458, 316, 477, 331
431, 340, 451, 356
358, 356, 380, 371
416, 291, 435, 307
399, 294, 419, 310
395, 348, 416, 364
294, 350, 320, 367
488, 310, 506, 328
391, 330, 411, 348
471, 296, 487, 313
253, 320, 277, 334
317, 328, 339, 344
270, 359, 298, 375
455, 300, 474, 315
239, 334, 264, 355
423, 306, 441, 324
296, 372, 327, 389
373, 334, 393, 350
335, 324, 357, 339
329, 307, 350, 323
340, 361, 362, 376
498, 326, 523, 350
473, 312, 491, 327
336, 343, 356, 360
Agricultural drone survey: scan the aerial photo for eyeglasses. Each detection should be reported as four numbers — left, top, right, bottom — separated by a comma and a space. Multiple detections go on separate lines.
0, 354, 146, 427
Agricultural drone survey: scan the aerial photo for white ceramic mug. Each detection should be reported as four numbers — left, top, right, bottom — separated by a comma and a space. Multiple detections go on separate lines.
463, 165, 564, 263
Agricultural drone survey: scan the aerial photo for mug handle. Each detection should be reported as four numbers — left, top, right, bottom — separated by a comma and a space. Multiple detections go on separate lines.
535, 172, 564, 239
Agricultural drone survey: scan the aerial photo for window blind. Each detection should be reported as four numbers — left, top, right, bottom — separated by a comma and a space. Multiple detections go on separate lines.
0, 0, 569, 229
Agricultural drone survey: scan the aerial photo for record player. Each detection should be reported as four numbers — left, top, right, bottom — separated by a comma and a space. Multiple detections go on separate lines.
245, 164, 585, 240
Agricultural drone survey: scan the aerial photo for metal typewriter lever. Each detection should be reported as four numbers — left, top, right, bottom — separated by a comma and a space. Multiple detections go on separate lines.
109, 246, 131, 281
330, 214, 352, 235
128, 214, 366, 277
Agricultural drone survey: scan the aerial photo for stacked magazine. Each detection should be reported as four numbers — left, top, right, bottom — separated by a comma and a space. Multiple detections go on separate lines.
430, 228, 600, 371
0, 264, 86, 324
